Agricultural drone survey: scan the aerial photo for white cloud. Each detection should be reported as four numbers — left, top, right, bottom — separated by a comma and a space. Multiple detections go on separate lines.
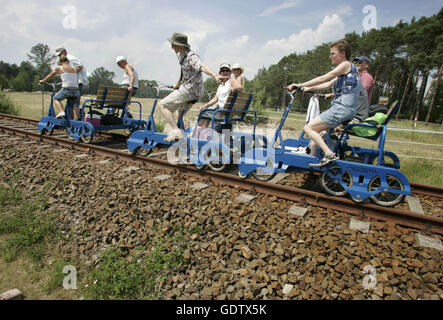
258, 0, 303, 17
265, 14, 345, 53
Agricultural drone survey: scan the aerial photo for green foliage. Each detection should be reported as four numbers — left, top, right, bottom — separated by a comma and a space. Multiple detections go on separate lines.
246, 9, 443, 123
0, 89, 19, 115
0, 187, 58, 263
27, 43, 56, 91
86, 231, 187, 299
85, 67, 117, 94
136, 80, 159, 98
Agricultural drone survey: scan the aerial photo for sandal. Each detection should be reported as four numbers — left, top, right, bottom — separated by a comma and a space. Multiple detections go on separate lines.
309, 153, 339, 167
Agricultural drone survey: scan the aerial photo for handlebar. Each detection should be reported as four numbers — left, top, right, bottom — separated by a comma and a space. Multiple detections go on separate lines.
143, 82, 174, 97
39, 82, 62, 92
284, 86, 327, 99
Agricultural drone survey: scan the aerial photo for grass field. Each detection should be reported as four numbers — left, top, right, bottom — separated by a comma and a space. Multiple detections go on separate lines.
5, 91, 443, 186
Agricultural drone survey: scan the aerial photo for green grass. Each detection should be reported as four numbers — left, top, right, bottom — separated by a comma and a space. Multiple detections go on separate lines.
0, 90, 19, 115
86, 229, 188, 300
0, 187, 58, 263
400, 159, 443, 186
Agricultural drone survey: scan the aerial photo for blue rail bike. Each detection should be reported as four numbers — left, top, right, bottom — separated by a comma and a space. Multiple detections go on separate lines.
126, 84, 191, 156
74, 85, 146, 143
37, 82, 77, 136
38, 84, 146, 143
127, 87, 268, 172
238, 88, 411, 207
188, 90, 268, 172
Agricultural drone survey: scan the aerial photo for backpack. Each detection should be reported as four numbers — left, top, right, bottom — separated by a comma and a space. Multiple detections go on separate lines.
352, 112, 388, 137
368, 104, 388, 117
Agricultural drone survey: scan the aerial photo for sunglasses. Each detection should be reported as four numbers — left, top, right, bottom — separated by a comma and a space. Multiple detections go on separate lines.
220, 69, 231, 72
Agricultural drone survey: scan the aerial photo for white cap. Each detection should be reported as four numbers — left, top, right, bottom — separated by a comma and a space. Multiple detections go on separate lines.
115, 56, 126, 63
219, 63, 231, 70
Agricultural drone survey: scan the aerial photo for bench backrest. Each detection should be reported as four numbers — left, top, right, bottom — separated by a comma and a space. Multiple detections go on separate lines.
215, 91, 253, 123
96, 85, 130, 108
382, 100, 399, 126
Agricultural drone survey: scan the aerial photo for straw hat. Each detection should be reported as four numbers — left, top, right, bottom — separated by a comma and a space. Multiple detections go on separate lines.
231, 63, 245, 73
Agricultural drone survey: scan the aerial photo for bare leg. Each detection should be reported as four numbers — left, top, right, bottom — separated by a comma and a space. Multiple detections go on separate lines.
73, 105, 81, 120
159, 103, 179, 131
53, 100, 65, 114
304, 116, 334, 157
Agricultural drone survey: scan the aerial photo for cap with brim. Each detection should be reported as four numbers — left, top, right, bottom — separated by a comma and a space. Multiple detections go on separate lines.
168, 33, 190, 48
55, 46, 66, 56
219, 63, 231, 71
353, 56, 370, 64
115, 56, 126, 64
231, 63, 245, 73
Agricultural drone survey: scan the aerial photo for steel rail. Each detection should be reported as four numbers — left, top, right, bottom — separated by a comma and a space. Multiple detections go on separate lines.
1, 122, 442, 235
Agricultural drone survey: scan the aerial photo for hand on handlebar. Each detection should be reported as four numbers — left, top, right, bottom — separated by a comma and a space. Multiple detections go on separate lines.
285, 83, 304, 92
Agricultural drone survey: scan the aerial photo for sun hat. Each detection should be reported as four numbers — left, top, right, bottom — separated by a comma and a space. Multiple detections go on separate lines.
231, 63, 245, 73
115, 56, 126, 63
353, 56, 370, 64
167, 33, 191, 48
219, 63, 231, 71
55, 46, 66, 56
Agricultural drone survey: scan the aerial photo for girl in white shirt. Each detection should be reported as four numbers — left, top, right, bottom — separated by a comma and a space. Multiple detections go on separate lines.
198, 63, 243, 127
39, 55, 80, 118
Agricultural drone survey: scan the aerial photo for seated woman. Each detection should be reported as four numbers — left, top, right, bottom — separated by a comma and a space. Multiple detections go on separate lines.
39, 55, 80, 119
231, 63, 245, 88
198, 63, 243, 128
287, 40, 361, 167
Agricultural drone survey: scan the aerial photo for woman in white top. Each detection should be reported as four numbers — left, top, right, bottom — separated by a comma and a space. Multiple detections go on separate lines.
39, 55, 80, 118
231, 63, 245, 89
198, 63, 243, 127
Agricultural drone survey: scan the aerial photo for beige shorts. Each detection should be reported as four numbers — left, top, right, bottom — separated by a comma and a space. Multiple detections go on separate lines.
160, 89, 196, 113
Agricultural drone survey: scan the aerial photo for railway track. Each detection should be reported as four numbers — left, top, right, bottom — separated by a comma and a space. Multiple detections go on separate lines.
1, 113, 442, 235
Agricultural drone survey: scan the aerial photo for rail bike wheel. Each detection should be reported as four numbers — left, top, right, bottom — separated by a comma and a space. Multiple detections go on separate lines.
252, 157, 277, 182
136, 147, 152, 156
40, 128, 54, 136
65, 128, 75, 141
203, 145, 228, 172
319, 166, 353, 197
80, 126, 93, 144
368, 174, 405, 207
238, 170, 249, 179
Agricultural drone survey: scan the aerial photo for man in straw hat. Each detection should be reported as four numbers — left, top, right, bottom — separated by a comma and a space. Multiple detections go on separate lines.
160, 32, 223, 141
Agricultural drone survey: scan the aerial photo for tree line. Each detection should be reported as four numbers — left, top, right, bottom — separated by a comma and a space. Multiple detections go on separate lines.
238, 7, 442, 124
1, 8, 442, 123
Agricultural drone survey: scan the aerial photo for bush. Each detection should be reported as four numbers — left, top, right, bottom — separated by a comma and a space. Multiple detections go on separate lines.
0, 89, 18, 115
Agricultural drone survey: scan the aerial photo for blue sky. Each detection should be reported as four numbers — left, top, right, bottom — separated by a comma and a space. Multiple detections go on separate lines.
0, 0, 441, 84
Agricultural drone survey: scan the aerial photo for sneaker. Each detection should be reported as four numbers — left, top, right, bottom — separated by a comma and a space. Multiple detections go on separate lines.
164, 129, 184, 142
309, 153, 339, 167
56, 112, 66, 119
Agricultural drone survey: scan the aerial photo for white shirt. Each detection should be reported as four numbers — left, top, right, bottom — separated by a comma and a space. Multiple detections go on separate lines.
67, 54, 89, 85
216, 79, 232, 109
122, 67, 139, 88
